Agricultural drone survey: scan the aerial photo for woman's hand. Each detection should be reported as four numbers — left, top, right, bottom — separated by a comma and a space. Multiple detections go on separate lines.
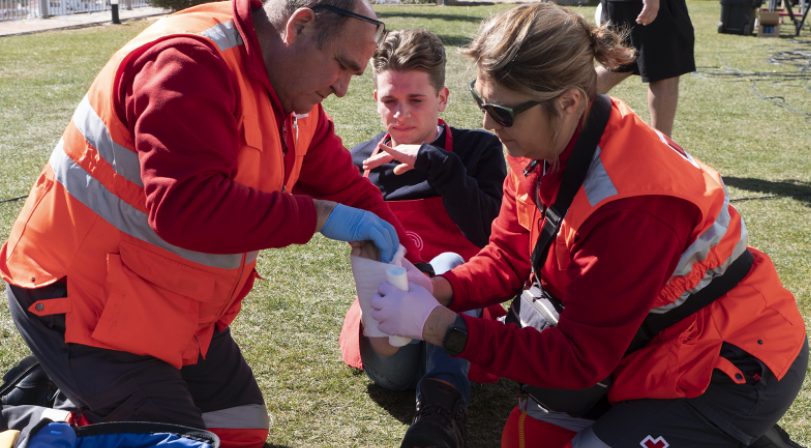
431, 275, 454, 306
371, 282, 440, 340
635, 0, 660, 25
402, 258, 433, 294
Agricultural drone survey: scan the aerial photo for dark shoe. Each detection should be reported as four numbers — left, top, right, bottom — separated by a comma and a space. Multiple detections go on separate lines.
401, 379, 467, 448
0, 355, 59, 407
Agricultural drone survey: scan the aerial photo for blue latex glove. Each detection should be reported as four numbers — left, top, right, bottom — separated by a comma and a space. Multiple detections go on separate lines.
320, 204, 399, 263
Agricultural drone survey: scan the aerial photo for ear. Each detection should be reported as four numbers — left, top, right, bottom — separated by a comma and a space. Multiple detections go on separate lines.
437, 86, 449, 113
282, 7, 316, 45
373, 89, 379, 102
556, 88, 584, 117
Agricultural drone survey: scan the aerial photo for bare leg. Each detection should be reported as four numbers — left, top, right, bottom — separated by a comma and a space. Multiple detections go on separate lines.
648, 76, 680, 137
596, 65, 633, 94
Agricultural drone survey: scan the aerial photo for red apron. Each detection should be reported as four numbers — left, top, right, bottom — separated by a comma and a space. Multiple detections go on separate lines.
340, 121, 502, 382
363, 121, 480, 261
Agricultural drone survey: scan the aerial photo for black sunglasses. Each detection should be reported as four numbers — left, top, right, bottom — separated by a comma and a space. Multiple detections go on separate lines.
469, 79, 542, 128
311, 4, 386, 44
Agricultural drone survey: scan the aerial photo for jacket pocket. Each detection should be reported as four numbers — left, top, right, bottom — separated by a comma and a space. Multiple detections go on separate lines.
91, 242, 217, 368
4, 173, 55, 258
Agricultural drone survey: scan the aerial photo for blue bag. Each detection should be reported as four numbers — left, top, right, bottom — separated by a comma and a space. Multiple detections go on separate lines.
27, 421, 219, 448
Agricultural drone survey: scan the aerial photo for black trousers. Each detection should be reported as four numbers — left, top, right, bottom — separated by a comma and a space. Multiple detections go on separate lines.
6, 280, 266, 429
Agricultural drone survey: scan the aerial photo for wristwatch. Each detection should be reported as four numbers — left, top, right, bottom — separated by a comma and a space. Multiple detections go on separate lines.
442, 314, 468, 356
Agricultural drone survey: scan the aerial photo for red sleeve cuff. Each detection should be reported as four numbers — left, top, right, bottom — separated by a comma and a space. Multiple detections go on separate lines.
441, 270, 470, 312
289, 194, 318, 244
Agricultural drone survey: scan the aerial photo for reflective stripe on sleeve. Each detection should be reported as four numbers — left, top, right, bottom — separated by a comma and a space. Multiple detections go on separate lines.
202, 404, 270, 430
49, 142, 251, 269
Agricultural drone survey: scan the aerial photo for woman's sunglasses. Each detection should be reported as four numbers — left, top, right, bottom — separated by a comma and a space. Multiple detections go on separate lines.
468, 79, 542, 128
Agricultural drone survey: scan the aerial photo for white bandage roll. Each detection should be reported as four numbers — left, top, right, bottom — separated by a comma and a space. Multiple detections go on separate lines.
385, 265, 412, 347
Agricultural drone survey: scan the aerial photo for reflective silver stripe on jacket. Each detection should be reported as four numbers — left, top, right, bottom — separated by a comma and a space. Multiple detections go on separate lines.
72, 96, 143, 187
582, 147, 617, 207
69, 19, 243, 187
578, 148, 747, 314
571, 427, 611, 447
202, 404, 270, 430
518, 396, 595, 433
200, 20, 243, 51
49, 141, 257, 269
652, 226, 748, 314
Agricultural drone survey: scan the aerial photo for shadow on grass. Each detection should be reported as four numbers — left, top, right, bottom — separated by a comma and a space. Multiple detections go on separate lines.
263, 444, 291, 448
437, 34, 473, 48
366, 379, 516, 447
366, 383, 416, 424
377, 11, 485, 24
726, 177, 811, 207
467, 379, 515, 447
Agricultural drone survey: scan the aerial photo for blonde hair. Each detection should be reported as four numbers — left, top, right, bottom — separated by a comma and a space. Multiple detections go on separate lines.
463, 2, 634, 116
373, 29, 446, 92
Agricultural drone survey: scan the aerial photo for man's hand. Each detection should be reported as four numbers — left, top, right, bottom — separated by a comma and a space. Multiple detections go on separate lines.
371, 281, 441, 340
350, 240, 380, 260
362, 143, 421, 175
320, 203, 399, 263
636, 0, 660, 25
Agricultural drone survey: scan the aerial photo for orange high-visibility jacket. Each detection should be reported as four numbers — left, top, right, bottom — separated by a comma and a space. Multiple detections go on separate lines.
0, 2, 319, 368
508, 98, 805, 401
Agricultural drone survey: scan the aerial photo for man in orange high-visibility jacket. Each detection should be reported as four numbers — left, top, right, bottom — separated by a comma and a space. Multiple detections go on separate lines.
0, 0, 423, 447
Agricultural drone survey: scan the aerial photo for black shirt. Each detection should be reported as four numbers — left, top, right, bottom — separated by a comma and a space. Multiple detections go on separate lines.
351, 126, 506, 247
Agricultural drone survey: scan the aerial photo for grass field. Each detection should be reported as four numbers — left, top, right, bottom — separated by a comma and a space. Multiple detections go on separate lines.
0, 1, 809, 446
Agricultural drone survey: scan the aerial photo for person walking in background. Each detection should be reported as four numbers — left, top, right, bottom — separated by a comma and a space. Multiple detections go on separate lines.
370, 3, 808, 447
596, 0, 695, 136
338, 29, 506, 448
0, 1, 423, 446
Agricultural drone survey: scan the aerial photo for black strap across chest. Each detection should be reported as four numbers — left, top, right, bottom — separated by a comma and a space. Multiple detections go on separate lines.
530, 94, 611, 279
527, 94, 753, 353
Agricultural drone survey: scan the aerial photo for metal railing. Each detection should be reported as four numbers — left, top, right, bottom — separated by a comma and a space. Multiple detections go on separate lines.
1, 0, 149, 22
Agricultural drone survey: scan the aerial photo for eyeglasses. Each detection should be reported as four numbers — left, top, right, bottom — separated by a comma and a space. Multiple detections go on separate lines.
311, 4, 386, 44
468, 79, 543, 128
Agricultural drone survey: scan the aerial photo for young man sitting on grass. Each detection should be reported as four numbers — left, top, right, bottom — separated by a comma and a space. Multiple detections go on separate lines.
339, 28, 506, 448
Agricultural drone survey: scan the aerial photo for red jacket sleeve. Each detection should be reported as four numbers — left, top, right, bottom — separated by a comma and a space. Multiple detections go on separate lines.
292, 111, 423, 262
441, 171, 531, 309
121, 37, 317, 254
457, 196, 700, 389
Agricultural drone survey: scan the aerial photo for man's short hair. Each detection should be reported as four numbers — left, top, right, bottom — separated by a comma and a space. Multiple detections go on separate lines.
264, 0, 367, 47
373, 29, 446, 92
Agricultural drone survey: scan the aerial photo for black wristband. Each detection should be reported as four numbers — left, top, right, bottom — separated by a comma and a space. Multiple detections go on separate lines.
414, 262, 435, 277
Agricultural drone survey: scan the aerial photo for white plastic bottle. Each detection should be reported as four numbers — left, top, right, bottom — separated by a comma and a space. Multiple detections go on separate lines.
385, 265, 412, 347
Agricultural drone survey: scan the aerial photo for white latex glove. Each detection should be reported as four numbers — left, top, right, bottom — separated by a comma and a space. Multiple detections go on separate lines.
362, 143, 421, 175
371, 282, 441, 341
402, 258, 434, 295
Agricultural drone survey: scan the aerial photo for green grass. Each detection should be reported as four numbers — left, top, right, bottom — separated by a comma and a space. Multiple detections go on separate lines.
1, 1, 810, 446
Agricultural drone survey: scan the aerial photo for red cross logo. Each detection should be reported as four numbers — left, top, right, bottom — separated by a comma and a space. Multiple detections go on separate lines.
640, 435, 669, 448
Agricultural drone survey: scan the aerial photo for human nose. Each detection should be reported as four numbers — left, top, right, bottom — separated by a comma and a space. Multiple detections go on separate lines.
332, 74, 351, 98
482, 110, 499, 131
393, 104, 409, 119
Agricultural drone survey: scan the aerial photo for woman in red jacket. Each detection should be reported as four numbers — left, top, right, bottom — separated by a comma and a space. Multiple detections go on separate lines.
369, 3, 808, 447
